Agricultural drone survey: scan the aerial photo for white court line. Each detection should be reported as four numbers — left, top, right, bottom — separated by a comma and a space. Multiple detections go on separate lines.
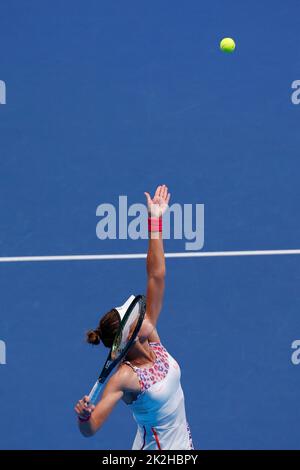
0, 249, 300, 263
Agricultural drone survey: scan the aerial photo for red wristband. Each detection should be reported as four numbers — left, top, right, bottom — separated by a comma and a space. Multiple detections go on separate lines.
148, 217, 162, 233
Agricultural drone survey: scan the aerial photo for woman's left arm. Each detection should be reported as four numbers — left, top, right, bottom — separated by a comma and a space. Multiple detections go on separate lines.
143, 185, 170, 329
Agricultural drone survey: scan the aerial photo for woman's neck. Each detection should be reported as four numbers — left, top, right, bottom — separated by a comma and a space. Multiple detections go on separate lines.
126, 341, 156, 367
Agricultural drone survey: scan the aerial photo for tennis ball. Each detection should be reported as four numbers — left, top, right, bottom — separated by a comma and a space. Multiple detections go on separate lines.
220, 37, 236, 53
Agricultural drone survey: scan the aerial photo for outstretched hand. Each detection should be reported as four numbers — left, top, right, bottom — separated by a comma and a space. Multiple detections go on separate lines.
144, 184, 170, 218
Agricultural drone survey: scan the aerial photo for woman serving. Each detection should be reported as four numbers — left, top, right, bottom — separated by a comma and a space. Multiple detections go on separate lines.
74, 185, 194, 450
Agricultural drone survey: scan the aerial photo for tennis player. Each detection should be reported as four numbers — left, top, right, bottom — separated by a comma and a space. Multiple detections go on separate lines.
75, 185, 194, 450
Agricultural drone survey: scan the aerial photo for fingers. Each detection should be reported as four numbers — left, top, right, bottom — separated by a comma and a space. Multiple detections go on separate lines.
154, 185, 161, 199
144, 192, 152, 206
154, 185, 168, 199
75, 402, 86, 415
75, 404, 82, 415
74, 397, 94, 417
161, 185, 168, 200
83, 396, 94, 414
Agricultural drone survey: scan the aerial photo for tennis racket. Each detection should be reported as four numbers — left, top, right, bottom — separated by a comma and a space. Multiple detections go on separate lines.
88, 294, 146, 404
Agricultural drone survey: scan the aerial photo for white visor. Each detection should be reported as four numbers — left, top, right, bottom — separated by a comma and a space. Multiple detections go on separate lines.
115, 295, 136, 321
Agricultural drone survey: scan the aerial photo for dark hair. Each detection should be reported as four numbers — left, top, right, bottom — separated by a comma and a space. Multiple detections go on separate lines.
86, 309, 120, 348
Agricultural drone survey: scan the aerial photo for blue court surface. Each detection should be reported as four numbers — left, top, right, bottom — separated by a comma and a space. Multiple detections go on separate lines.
1, 1, 300, 450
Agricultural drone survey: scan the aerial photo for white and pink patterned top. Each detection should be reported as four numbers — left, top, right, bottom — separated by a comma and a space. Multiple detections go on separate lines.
123, 342, 194, 450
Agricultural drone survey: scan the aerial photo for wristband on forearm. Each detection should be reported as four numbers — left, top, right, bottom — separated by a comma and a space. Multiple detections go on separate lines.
148, 217, 162, 233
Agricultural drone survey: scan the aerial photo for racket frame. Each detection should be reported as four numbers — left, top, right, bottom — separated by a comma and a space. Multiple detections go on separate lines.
88, 294, 146, 404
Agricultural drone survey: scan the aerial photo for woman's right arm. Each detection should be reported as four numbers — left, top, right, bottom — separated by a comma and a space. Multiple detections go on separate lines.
75, 368, 131, 437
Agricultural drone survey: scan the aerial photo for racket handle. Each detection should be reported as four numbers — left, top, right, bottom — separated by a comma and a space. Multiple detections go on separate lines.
88, 381, 104, 405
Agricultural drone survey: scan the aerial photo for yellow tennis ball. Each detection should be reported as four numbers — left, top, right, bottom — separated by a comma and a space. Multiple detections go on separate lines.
220, 37, 236, 53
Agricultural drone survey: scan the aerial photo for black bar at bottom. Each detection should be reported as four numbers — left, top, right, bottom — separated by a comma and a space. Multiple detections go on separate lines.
0, 450, 299, 466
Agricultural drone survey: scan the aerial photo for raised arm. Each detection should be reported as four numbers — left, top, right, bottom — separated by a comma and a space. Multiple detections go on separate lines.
144, 185, 170, 328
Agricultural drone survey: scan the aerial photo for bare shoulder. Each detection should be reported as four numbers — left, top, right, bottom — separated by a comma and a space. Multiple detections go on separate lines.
109, 363, 139, 392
